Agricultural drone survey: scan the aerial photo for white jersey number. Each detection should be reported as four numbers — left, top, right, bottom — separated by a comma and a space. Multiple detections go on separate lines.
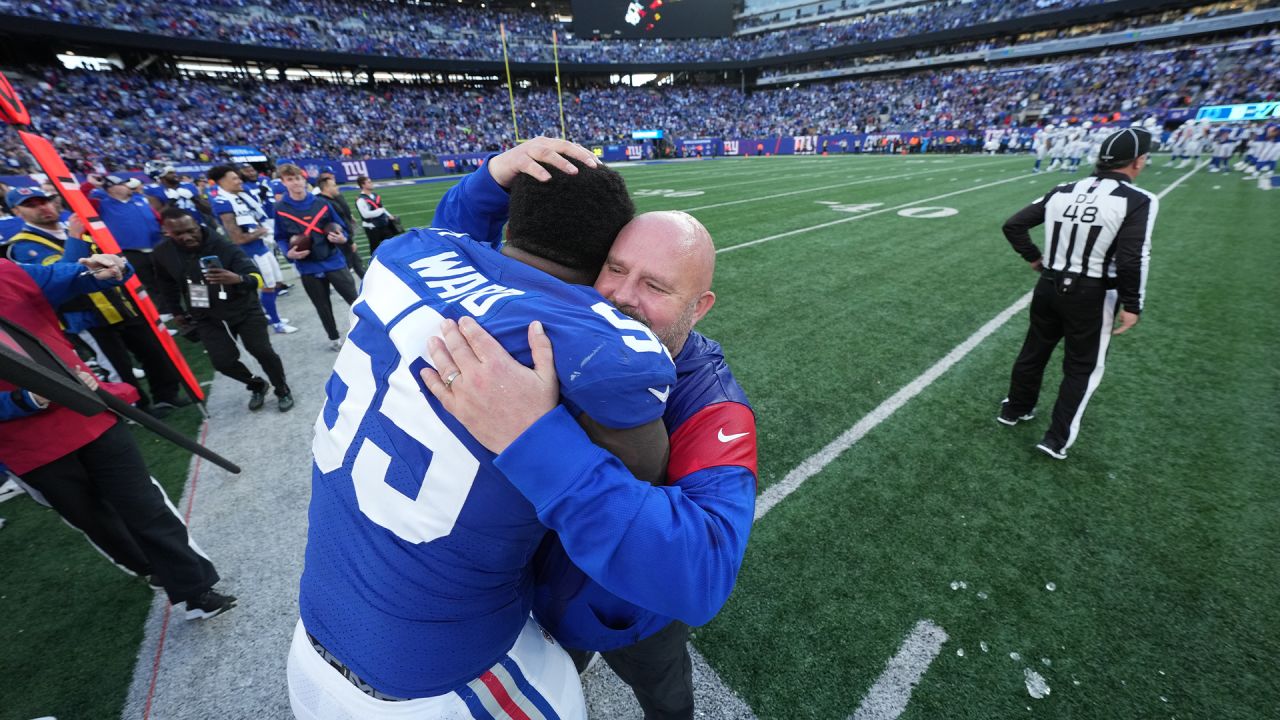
313, 301, 479, 544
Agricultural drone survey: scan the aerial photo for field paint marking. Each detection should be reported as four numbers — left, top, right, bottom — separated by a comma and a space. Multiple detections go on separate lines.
718, 169, 1036, 255
753, 159, 1206, 520
753, 290, 1033, 519
849, 620, 949, 720
684, 164, 976, 214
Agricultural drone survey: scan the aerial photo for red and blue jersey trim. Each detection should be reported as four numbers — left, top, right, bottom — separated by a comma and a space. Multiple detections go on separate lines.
456, 655, 560, 720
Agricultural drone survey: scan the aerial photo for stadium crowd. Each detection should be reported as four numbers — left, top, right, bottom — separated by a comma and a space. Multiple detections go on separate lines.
1, 35, 1275, 172
0, 0, 1191, 63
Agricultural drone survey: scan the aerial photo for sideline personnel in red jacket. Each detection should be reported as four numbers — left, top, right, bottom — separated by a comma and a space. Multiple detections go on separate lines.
0, 255, 236, 620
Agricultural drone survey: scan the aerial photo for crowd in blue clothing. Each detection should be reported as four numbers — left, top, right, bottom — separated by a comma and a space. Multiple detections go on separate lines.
1, 34, 1275, 173
0, 0, 1133, 64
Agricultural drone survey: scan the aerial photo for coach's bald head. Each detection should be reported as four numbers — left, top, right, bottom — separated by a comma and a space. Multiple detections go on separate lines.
594, 211, 716, 356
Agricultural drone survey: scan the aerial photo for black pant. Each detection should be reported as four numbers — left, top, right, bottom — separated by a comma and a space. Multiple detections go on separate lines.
193, 309, 289, 395
300, 269, 359, 341
340, 242, 366, 279
88, 320, 184, 407
570, 621, 694, 720
122, 249, 159, 296
20, 420, 219, 603
1006, 277, 1118, 450
365, 225, 392, 258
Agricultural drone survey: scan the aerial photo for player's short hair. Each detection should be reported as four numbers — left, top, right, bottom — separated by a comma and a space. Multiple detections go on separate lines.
505, 159, 634, 273
206, 164, 238, 184
355, 175, 370, 186
159, 206, 192, 223
277, 163, 304, 178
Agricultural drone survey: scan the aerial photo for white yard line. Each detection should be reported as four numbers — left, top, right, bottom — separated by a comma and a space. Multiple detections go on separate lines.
753, 292, 1034, 518
849, 621, 950, 720
684, 161, 1013, 213
717, 169, 1036, 254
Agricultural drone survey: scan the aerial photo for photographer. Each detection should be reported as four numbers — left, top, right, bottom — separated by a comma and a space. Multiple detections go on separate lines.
151, 208, 293, 412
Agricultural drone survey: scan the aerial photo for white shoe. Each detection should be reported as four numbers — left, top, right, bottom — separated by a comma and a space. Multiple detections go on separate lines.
1260, 175, 1273, 191
272, 322, 299, 334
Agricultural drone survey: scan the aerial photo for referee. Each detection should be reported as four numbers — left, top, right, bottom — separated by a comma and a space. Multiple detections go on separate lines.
998, 127, 1157, 460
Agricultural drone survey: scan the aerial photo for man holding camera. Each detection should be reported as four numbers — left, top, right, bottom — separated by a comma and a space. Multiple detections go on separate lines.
150, 207, 293, 412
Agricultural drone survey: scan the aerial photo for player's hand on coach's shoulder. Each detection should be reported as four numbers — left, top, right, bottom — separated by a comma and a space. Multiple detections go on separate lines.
488, 136, 600, 188
420, 317, 559, 455
1112, 310, 1140, 336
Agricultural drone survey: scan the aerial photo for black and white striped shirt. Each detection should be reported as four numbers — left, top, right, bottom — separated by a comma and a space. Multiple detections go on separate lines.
1003, 171, 1157, 313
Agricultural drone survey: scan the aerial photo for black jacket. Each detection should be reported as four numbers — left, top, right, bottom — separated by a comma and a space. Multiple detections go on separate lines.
151, 228, 265, 321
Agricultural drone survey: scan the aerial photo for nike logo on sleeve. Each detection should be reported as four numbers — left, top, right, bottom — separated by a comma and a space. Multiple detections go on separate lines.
648, 386, 671, 403
717, 429, 749, 443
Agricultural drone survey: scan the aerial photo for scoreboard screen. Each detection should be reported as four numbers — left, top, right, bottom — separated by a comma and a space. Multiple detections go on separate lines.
571, 0, 734, 39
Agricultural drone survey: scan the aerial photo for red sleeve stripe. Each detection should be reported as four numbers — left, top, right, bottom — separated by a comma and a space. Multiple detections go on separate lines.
667, 401, 757, 482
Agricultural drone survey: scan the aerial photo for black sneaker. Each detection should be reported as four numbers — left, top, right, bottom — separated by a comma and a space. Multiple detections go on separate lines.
996, 402, 1035, 426
1035, 441, 1068, 460
248, 377, 268, 411
277, 393, 295, 413
185, 589, 237, 620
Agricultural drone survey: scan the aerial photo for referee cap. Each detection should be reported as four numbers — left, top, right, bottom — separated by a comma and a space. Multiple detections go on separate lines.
1098, 128, 1152, 165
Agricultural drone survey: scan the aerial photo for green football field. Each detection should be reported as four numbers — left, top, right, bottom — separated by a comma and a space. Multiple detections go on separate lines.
2, 153, 1277, 719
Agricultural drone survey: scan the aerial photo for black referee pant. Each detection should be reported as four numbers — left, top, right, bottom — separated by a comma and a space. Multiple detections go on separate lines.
569, 621, 694, 720
88, 319, 184, 408
300, 269, 359, 341
1005, 275, 1119, 452
193, 309, 289, 395
20, 419, 220, 603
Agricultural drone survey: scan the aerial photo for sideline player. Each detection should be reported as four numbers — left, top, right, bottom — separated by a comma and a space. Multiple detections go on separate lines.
997, 127, 1158, 460
289, 140, 675, 719
207, 165, 296, 334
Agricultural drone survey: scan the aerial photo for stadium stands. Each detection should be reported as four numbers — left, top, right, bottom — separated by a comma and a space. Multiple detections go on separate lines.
1, 33, 1275, 172
3, 0, 1260, 64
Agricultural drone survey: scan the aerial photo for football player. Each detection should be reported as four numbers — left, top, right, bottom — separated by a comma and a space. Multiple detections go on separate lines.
289, 139, 675, 719
207, 165, 295, 334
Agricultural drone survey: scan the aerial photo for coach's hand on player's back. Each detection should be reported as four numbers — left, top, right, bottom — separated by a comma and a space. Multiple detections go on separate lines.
421, 317, 558, 454
1112, 310, 1140, 336
488, 136, 600, 188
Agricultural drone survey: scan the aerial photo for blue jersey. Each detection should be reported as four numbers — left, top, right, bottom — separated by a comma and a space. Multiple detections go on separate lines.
527, 331, 757, 651
144, 181, 202, 219
241, 179, 275, 218
210, 190, 269, 256
93, 191, 163, 251
273, 194, 349, 275
299, 228, 675, 698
